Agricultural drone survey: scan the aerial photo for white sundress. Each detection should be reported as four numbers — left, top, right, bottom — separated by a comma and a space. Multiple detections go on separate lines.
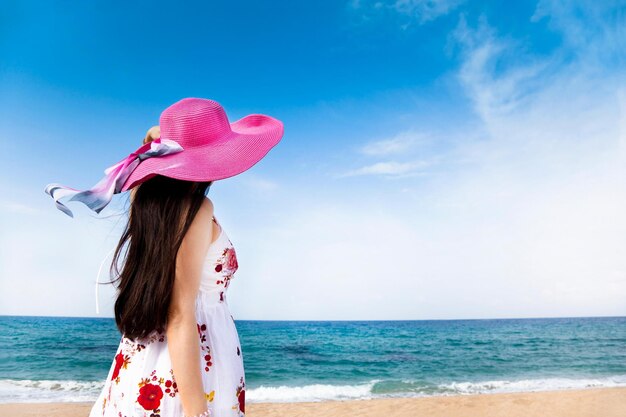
89, 215, 245, 417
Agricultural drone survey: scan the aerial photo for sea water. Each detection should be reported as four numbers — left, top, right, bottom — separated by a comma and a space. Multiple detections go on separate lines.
0, 315, 625, 403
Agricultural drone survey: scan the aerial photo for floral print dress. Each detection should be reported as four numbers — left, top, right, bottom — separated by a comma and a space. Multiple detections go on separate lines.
89, 215, 245, 417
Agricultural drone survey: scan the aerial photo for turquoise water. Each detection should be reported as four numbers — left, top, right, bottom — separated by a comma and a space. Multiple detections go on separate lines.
0, 315, 625, 403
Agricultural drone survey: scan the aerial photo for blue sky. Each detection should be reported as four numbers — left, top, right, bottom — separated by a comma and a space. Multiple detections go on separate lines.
1, 0, 625, 319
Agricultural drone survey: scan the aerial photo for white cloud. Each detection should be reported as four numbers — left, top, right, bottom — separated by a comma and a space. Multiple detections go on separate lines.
408, 11, 626, 316
531, 0, 626, 58
453, 13, 554, 123
346, 130, 446, 179
358, 129, 432, 156
349, 0, 465, 27
339, 159, 433, 177
393, 0, 466, 24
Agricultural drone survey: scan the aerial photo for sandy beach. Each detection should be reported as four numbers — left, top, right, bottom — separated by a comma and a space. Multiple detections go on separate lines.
1, 387, 624, 417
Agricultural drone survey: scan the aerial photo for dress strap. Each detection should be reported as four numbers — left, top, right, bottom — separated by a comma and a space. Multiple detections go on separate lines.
95, 246, 116, 315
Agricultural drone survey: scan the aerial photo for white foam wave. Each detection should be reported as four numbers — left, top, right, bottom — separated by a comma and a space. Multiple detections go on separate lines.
437, 375, 626, 395
2, 375, 626, 404
247, 380, 379, 403
246, 375, 626, 403
0, 379, 104, 403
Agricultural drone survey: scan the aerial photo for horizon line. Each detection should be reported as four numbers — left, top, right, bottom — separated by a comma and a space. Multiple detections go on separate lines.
1, 314, 624, 322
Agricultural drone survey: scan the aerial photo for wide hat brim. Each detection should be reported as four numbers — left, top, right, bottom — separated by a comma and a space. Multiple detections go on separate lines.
120, 113, 284, 192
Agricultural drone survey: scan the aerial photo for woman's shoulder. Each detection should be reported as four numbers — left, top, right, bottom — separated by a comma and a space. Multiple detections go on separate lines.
183, 196, 215, 234
179, 197, 215, 255
201, 196, 216, 220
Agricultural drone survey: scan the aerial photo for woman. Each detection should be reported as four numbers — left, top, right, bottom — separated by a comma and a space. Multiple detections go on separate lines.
44, 98, 284, 417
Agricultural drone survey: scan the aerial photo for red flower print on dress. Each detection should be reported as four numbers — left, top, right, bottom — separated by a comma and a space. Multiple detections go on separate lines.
137, 383, 163, 411
120, 331, 164, 359
197, 322, 213, 372
236, 376, 245, 414
111, 352, 125, 381
164, 378, 178, 397
137, 369, 179, 411
197, 323, 207, 342
226, 247, 238, 272
239, 388, 245, 414
215, 247, 238, 277
162, 368, 179, 398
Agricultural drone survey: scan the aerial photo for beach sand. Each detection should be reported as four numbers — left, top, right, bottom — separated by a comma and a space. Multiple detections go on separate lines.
0, 387, 624, 417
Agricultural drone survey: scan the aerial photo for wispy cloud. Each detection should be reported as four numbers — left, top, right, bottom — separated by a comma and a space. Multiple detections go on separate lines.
393, 0, 466, 24
338, 159, 433, 178
358, 129, 432, 156
453, 13, 553, 122
349, 0, 465, 27
343, 129, 442, 178
531, 0, 626, 59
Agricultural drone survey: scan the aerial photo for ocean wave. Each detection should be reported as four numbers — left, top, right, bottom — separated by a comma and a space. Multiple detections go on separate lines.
2, 375, 626, 404
247, 375, 626, 402
247, 381, 379, 402
434, 375, 626, 395
0, 379, 104, 403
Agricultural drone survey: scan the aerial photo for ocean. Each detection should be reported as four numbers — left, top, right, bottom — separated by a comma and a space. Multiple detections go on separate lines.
0, 315, 625, 403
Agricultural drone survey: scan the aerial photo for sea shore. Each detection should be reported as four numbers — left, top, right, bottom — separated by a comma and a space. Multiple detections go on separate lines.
0, 386, 624, 417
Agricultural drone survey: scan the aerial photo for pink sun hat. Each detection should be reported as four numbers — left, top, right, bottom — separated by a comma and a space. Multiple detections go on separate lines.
45, 97, 284, 217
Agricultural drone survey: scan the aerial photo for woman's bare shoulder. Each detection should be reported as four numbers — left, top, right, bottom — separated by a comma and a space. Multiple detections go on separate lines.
202, 196, 215, 218
180, 197, 214, 250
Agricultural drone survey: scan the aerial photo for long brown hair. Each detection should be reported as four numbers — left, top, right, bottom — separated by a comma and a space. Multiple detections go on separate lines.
108, 174, 213, 341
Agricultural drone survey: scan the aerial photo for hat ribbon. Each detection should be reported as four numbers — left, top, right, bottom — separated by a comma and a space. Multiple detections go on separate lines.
44, 137, 184, 217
